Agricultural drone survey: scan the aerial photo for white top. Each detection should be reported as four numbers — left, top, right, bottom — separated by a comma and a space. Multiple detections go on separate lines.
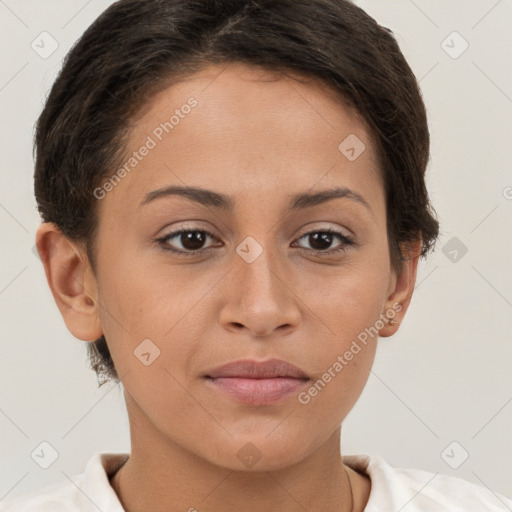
1, 452, 511, 511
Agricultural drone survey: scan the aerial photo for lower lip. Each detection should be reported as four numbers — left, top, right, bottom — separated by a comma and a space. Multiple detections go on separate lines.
204, 377, 309, 405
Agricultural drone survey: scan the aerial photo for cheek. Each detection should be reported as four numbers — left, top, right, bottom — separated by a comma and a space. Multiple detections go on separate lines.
301, 254, 391, 338
293, 270, 386, 433
294, 251, 390, 398
304, 275, 383, 386
95, 252, 216, 391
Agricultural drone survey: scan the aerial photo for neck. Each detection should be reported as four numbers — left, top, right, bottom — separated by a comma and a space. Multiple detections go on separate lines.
110, 394, 368, 512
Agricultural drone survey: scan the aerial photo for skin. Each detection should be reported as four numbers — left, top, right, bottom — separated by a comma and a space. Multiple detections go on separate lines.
36, 62, 420, 512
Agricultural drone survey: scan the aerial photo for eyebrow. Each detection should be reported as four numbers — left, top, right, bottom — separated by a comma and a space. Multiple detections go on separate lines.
139, 185, 372, 213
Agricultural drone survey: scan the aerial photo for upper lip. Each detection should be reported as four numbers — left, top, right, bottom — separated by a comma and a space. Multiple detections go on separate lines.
204, 358, 309, 379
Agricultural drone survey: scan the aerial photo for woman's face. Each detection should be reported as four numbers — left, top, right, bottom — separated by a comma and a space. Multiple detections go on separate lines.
88, 62, 407, 470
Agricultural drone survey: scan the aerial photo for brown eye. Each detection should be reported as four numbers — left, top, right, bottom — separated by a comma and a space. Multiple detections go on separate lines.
294, 229, 354, 254
157, 229, 219, 255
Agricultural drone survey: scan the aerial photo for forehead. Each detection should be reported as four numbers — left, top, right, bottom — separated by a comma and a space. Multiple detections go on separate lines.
128, 61, 372, 148
100, 62, 382, 215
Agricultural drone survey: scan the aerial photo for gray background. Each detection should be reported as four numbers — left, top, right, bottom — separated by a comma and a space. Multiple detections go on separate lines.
1, 0, 511, 505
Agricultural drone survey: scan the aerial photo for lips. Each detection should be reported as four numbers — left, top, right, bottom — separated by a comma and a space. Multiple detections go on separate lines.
205, 358, 309, 379
203, 358, 310, 406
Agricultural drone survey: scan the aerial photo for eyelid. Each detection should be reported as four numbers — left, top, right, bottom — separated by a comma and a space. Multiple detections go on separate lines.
295, 223, 353, 240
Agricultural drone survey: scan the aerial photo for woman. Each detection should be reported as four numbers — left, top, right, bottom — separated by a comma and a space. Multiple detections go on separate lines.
2, 0, 510, 510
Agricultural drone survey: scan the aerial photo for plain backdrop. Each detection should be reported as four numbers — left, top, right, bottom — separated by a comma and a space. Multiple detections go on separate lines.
1, 0, 511, 505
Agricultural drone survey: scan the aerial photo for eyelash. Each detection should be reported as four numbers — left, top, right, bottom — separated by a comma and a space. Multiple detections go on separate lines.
155, 228, 355, 257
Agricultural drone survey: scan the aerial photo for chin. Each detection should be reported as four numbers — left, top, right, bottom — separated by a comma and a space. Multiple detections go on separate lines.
202, 430, 316, 473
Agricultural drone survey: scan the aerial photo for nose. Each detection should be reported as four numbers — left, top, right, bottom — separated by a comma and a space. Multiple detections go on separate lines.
218, 243, 301, 338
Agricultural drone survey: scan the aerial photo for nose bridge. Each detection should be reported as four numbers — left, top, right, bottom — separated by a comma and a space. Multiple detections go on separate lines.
219, 231, 300, 336
235, 233, 286, 308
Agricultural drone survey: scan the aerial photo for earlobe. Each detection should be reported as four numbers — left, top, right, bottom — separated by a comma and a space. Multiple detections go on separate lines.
379, 240, 422, 338
35, 222, 103, 342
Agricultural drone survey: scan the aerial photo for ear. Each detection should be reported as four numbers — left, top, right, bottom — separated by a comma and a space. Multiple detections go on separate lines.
378, 240, 422, 337
35, 222, 103, 342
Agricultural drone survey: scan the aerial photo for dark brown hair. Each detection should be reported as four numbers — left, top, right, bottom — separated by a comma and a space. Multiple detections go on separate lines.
34, 0, 439, 386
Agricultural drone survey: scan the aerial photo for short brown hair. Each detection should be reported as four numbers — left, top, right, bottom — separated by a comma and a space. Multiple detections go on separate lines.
34, 0, 439, 386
